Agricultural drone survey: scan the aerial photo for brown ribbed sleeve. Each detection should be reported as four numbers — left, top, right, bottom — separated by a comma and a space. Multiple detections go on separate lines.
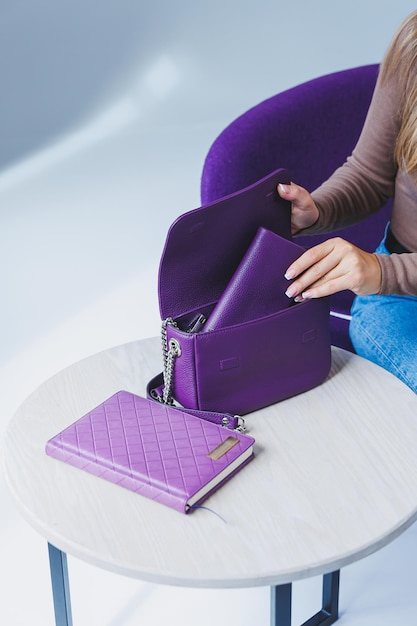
310, 69, 399, 230
306, 66, 417, 295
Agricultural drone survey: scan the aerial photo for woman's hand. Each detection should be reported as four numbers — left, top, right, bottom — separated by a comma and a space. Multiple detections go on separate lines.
284, 238, 382, 301
277, 182, 320, 235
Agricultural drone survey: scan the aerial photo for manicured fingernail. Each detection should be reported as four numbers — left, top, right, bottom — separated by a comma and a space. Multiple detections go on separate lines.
284, 269, 296, 280
285, 285, 297, 298
279, 183, 291, 194
294, 295, 304, 303
301, 291, 312, 300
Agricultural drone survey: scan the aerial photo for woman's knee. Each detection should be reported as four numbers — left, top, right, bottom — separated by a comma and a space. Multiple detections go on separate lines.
349, 316, 417, 393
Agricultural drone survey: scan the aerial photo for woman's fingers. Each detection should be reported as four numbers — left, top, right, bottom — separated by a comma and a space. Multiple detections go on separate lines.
284, 238, 382, 299
277, 182, 320, 234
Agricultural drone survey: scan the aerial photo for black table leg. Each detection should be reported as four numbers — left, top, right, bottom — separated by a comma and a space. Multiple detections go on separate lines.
271, 582, 292, 626
47, 540, 339, 626
48, 543, 73, 626
271, 570, 340, 626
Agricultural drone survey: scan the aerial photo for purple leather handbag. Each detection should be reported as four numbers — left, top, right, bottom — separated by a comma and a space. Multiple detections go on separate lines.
153, 168, 331, 416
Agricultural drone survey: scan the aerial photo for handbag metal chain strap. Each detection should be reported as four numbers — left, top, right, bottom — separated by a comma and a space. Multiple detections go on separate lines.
161, 318, 181, 405
160, 318, 246, 432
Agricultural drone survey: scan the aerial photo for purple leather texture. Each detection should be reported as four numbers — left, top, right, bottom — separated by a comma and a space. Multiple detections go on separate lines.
159, 168, 292, 322
158, 169, 331, 415
46, 391, 255, 514
166, 299, 330, 415
200, 65, 393, 353
203, 227, 305, 331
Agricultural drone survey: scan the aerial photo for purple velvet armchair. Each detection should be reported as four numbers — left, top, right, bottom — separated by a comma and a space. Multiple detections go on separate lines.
200, 64, 393, 352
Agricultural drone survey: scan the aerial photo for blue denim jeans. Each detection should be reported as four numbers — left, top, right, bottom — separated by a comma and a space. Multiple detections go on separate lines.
349, 229, 417, 393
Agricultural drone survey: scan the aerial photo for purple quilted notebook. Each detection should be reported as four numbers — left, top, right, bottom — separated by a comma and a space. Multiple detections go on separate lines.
45, 391, 255, 514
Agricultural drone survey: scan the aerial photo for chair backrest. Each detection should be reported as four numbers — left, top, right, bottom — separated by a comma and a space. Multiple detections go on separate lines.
200, 65, 393, 351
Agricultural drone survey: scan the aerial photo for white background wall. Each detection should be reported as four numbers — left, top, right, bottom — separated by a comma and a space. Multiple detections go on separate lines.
1, 2, 417, 624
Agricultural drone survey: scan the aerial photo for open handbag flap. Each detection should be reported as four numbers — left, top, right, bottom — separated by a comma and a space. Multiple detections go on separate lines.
158, 168, 292, 321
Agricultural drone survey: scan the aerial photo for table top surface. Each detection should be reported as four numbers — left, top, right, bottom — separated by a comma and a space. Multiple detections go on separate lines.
4, 337, 417, 589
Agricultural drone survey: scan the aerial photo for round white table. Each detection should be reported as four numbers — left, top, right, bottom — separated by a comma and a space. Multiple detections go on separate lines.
4, 338, 417, 626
